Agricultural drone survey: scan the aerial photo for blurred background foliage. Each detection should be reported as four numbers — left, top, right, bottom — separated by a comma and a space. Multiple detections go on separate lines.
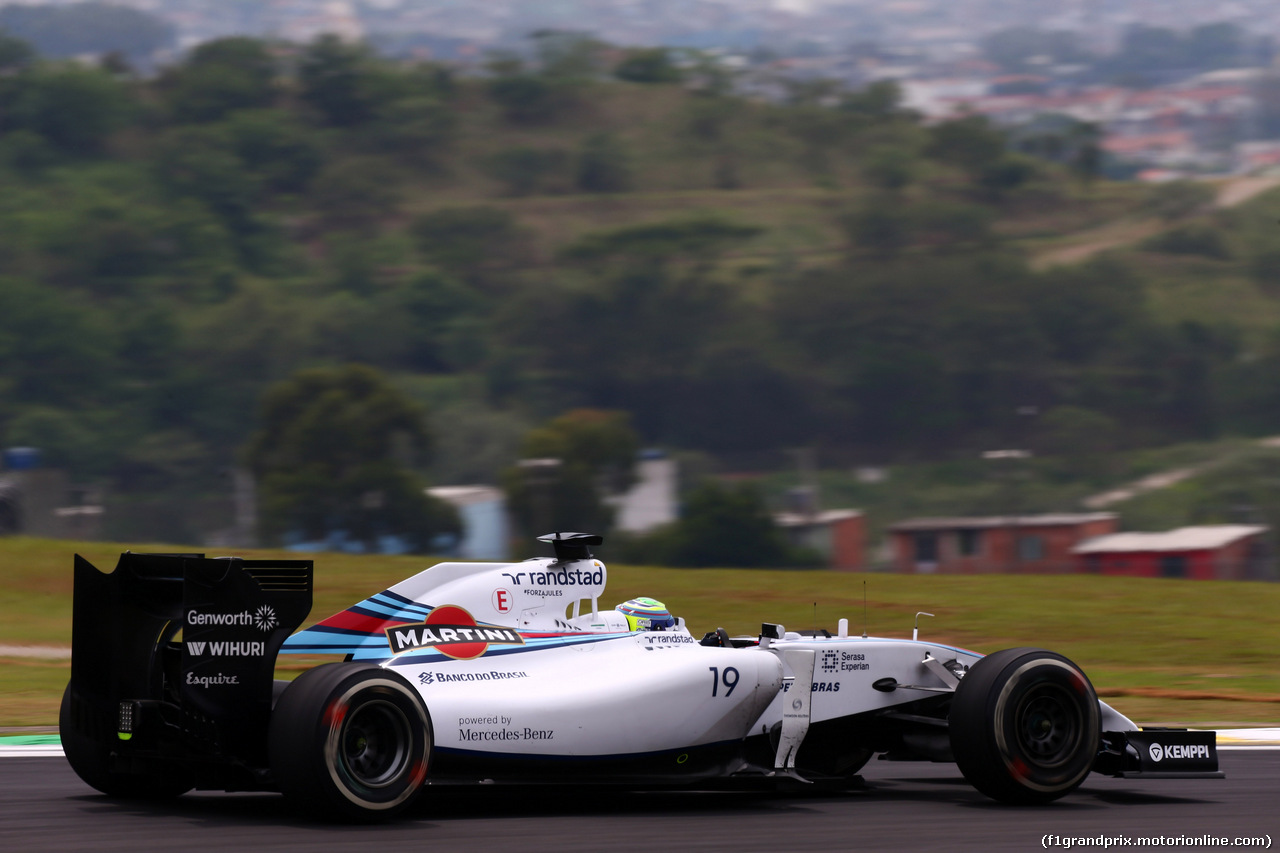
2, 22, 1280, 547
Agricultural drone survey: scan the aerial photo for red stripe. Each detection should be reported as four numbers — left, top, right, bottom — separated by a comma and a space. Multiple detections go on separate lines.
316, 609, 412, 634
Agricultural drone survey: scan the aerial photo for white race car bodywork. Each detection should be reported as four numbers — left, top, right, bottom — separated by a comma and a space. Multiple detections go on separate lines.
64, 537, 1213, 822
280, 547, 1131, 779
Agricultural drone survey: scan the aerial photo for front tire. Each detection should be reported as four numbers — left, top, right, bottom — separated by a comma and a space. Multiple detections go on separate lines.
269, 663, 431, 821
949, 648, 1100, 804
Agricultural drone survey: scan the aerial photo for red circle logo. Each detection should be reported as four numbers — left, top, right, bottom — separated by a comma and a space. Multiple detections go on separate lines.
425, 605, 488, 660
492, 588, 513, 614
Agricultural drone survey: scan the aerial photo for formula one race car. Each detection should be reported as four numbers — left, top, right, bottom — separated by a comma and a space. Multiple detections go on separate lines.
61, 533, 1222, 820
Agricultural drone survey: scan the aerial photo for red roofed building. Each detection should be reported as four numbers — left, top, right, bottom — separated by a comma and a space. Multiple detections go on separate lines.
776, 509, 865, 571
889, 513, 1118, 574
1101, 131, 1191, 155
1072, 525, 1272, 580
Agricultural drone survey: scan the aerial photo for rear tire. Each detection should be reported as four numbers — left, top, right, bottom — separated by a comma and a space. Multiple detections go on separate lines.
59, 683, 191, 799
269, 663, 431, 821
949, 648, 1099, 804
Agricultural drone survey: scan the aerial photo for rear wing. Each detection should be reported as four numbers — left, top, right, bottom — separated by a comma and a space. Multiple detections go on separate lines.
67, 552, 312, 772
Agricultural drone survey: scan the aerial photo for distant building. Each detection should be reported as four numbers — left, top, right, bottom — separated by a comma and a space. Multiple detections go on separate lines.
426, 485, 510, 561
1072, 525, 1272, 581
889, 513, 1118, 574
606, 451, 678, 534
775, 508, 865, 571
0, 447, 104, 540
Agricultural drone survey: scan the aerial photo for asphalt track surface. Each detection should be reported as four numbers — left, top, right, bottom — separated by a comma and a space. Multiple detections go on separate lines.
1, 751, 1275, 852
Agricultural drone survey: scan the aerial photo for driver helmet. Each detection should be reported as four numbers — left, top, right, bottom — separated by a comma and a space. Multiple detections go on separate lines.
615, 597, 676, 631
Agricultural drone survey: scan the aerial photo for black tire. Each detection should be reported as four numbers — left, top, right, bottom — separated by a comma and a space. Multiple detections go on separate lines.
949, 647, 1100, 805
59, 683, 192, 799
269, 663, 431, 821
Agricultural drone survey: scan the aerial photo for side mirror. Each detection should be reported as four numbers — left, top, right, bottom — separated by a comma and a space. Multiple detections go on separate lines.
760, 622, 784, 640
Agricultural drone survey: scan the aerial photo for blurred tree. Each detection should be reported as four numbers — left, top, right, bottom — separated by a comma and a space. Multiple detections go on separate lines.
785, 78, 842, 107
0, 128, 57, 172
525, 269, 725, 431
773, 253, 1061, 450
2, 405, 115, 478
369, 95, 455, 166
1030, 257, 1147, 364
502, 409, 639, 539
0, 32, 36, 71
643, 481, 792, 568
656, 345, 812, 451
614, 47, 682, 84
0, 275, 117, 405
926, 115, 1006, 180
1250, 249, 1280, 298
862, 145, 916, 191
153, 126, 261, 236
520, 409, 639, 494
978, 153, 1037, 199
98, 50, 132, 77
1142, 224, 1232, 259
913, 200, 995, 252
160, 37, 278, 123
485, 146, 568, 196
1164, 320, 1232, 440
223, 109, 324, 194
2, 64, 132, 156
532, 30, 604, 81
1007, 114, 1101, 182
561, 215, 760, 263
298, 35, 397, 127
243, 364, 458, 550
426, 400, 532, 485
522, 216, 765, 445
392, 269, 490, 371
1222, 326, 1280, 433
784, 103, 848, 175
1069, 125, 1102, 185
409, 206, 530, 286
684, 95, 737, 142
309, 157, 401, 233
840, 80, 905, 120
488, 73, 562, 124
576, 132, 631, 193
842, 200, 912, 258
1037, 405, 1119, 481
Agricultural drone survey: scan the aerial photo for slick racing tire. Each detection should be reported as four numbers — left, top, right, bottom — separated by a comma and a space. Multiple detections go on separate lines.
59, 683, 192, 799
269, 663, 431, 821
949, 647, 1100, 805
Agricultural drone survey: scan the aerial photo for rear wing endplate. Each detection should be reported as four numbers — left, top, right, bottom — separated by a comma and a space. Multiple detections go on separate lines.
68, 552, 312, 757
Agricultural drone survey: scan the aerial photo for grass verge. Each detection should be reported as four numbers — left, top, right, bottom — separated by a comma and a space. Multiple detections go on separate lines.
2, 537, 1277, 727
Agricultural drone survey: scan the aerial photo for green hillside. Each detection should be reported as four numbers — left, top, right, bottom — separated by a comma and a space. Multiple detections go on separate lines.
12, 36, 1270, 541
